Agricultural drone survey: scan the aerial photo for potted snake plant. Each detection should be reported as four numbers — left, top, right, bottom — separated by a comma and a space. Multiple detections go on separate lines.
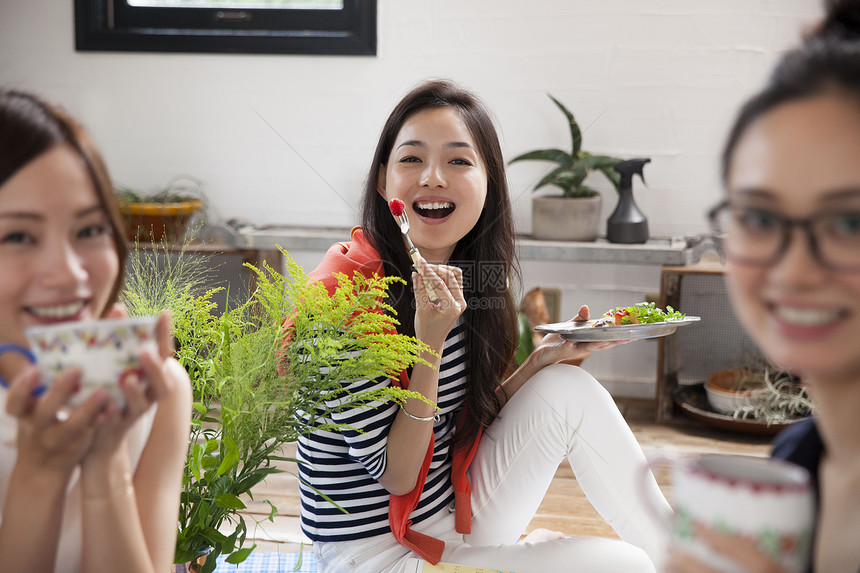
509, 95, 623, 241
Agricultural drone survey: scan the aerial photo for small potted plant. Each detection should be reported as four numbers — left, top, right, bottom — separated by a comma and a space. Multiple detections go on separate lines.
509, 95, 623, 241
705, 362, 814, 425
115, 175, 205, 243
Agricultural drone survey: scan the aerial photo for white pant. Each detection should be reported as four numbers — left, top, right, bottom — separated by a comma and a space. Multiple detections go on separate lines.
313, 364, 670, 573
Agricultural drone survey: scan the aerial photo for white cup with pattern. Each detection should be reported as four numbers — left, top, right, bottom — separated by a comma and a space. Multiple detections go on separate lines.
24, 316, 159, 409
643, 453, 814, 573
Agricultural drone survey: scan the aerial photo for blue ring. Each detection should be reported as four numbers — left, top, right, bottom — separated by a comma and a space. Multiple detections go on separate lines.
0, 344, 40, 394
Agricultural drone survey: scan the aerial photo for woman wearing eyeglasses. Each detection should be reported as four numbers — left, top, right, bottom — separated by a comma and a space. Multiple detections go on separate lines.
667, 1, 860, 572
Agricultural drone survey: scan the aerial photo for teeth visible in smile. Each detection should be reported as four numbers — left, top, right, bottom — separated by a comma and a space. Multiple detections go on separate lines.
775, 306, 840, 327
29, 302, 85, 319
415, 202, 454, 210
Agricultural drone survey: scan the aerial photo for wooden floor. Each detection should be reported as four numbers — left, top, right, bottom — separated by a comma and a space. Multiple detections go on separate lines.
237, 398, 774, 553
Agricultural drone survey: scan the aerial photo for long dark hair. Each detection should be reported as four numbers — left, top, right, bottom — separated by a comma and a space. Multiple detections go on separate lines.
0, 90, 128, 310
722, 0, 860, 181
359, 79, 519, 450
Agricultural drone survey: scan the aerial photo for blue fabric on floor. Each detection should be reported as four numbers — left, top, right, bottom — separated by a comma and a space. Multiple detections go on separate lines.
213, 551, 317, 572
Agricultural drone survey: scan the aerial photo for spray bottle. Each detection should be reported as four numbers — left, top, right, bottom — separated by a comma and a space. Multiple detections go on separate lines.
607, 157, 651, 244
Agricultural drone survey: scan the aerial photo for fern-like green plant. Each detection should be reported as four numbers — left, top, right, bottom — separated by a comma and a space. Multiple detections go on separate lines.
508, 94, 623, 198
122, 243, 433, 572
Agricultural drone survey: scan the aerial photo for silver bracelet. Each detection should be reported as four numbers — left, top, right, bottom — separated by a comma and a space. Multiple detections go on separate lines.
400, 404, 440, 422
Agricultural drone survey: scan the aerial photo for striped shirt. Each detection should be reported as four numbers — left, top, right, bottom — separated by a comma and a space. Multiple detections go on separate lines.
297, 317, 467, 541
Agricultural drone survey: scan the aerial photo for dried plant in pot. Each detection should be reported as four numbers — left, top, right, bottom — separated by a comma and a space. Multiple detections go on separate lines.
115, 175, 205, 243
705, 362, 815, 425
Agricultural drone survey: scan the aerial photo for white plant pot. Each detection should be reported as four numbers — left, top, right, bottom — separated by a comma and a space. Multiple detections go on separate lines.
531, 195, 602, 241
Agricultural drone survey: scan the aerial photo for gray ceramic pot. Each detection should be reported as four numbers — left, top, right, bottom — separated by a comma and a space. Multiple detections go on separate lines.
531, 195, 601, 241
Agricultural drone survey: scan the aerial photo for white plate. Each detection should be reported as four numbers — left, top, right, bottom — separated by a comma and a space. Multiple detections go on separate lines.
535, 316, 701, 342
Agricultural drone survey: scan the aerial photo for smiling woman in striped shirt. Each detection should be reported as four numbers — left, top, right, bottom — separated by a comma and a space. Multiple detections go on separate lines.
294, 79, 670, 573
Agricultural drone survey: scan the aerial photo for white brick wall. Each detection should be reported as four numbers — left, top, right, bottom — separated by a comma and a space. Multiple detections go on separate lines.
0, 0, 824, 393
0, 0, 822, 235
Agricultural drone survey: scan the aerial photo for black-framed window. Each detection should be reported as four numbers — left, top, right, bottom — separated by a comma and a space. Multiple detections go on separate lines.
74, 0, 376, 55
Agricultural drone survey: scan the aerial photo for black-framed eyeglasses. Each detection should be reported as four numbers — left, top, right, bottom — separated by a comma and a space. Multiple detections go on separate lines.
707, 200, 860, 272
